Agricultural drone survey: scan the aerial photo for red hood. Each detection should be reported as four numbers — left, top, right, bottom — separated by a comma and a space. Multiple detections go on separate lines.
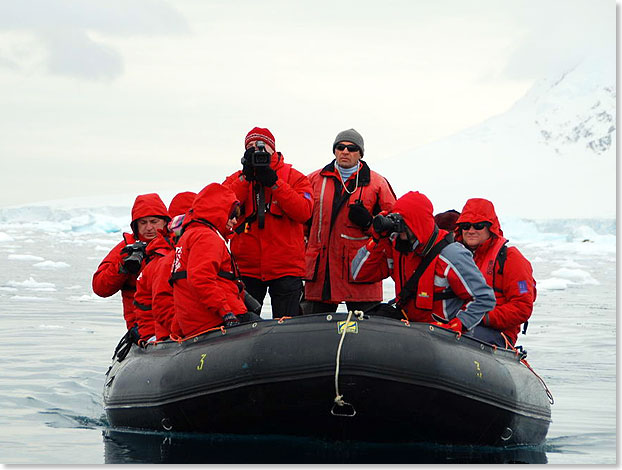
131, 193, 170, 224
391, 191, 436, 247
456, 198, 503, 238
187, 183, 239, 235
168, 191, 196, 218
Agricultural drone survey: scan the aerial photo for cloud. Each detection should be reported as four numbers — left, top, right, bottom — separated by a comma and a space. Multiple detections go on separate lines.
39, 28, 123, 80
0, 0, 189, 80
501, 0, 614, 79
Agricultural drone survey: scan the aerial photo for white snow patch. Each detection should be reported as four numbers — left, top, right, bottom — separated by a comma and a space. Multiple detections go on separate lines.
0, 232, 14, 242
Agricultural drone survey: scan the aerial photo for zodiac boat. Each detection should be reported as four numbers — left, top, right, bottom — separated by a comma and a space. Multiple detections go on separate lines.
103, 312, 552, 446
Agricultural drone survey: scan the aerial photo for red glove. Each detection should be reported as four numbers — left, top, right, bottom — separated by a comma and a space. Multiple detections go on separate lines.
433, 317, 463, 333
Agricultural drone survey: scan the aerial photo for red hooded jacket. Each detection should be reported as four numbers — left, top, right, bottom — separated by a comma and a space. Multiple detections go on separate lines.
133, 232, 174, 339
456, 198, 536, 344
223, 152, 313, 280
172, 183, 247, 337
92, 193, 169, 329
304, 161, 396, 302
352, 191, 496, 330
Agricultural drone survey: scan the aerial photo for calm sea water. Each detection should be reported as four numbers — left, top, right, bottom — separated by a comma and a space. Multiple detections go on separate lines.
0, 228, 616, 464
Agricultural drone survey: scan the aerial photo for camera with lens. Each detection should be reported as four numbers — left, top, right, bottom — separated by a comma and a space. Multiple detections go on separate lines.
243, 140, 271, 168
120, 241, 147, 274
373, 212, 406, 236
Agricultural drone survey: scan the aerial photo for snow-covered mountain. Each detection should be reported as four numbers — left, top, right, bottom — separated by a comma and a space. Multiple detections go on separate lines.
377, 52, 616, 219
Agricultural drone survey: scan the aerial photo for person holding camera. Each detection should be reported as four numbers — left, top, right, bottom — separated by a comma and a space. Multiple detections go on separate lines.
133, 191, 196, 341
303, 128, 396, 314
171, 183, 261, 337
454, 198, 536, 346
92, 193, 170, 331
351, 191, 496, 335
223, 127, 313, 318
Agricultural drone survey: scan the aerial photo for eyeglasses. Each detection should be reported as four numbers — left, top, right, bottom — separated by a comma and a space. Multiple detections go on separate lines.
335, 144, 360, 152
458, 222, 491, 231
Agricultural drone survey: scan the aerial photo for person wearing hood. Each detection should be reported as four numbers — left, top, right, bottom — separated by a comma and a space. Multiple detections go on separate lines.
133, 191, 196, 341
171, 183, 259, 337
303, 128, 396, 314
92, 193, 170, 331
223, 127, 313, 318
351, 191, 496, 334
455, 198, 536, 346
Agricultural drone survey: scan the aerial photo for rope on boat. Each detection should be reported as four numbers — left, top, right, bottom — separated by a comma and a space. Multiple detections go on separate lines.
331, 310, 364, 417
502, 333, 555, 405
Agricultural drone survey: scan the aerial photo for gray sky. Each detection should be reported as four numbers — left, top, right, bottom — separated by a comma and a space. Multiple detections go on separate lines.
0, 0, 615, 208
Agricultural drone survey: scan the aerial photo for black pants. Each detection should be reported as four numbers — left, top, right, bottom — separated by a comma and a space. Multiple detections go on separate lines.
304, 300, 379, 315
467, 324, 506, 347
241, 275, 303, 319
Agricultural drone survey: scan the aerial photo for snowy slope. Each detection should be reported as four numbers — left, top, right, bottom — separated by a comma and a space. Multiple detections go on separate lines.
376, 52, 616, 219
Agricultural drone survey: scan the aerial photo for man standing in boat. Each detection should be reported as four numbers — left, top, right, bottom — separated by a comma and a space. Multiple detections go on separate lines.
454, 198, 536, 346
351, 191, 496, 336
303, 128, 396, 314
223, 127, 313, 318
92, 193, 170, 331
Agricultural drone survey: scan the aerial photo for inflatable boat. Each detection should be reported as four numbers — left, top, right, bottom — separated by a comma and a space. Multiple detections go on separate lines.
103, 312, 552, 446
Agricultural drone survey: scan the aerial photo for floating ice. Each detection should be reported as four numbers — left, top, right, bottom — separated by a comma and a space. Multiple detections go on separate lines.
67, 293, 110, 302
8, 254, 45, 261
11, 295, 53, 301
538, 278, 572, 290
551, 268, 599, 285
33, 260, 71, 269
0, 232, 14, 242
5, 277, 56, 290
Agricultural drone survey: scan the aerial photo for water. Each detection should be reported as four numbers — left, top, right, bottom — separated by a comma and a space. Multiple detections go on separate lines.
0, 220, 616, 464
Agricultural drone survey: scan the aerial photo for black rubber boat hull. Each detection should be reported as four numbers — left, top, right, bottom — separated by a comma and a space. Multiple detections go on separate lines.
103, 313, 551, 446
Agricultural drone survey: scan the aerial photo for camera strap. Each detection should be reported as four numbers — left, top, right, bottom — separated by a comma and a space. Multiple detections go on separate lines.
396, 231, 453, 309
256, 185, 266, 229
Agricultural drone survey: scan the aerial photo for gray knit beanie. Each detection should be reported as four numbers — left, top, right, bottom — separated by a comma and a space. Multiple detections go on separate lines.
333, 128, 364, 156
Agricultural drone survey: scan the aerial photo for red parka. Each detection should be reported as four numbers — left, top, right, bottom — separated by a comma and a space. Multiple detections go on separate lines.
456, 198, 536, 344
133, 232, 174, 340
172, 183, 247, 337
223, 153, 313, 280
304, 161, 396, 302
92, 193, 169, 329
352, 192, 496, 330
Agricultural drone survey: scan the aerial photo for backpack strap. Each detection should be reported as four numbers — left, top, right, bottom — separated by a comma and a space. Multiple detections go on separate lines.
396, 232, 453, 309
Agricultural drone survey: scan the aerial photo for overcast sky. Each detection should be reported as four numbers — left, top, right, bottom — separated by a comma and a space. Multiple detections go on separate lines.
0, 0, 615, 210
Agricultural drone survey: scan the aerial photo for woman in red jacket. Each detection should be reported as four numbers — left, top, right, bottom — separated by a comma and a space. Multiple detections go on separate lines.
304, 128, 396, 313
223, 127, 313, 318
92, 193, 170, 330
455, 198, 537, 346
171, 183, 254, 337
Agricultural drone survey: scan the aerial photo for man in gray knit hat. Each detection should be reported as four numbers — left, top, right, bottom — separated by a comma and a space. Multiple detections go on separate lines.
303, 128, 396, 314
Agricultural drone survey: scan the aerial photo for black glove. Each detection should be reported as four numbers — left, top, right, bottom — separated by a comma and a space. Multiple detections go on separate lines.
222, 312, 240, 328
348, 202, 372, 230
255, 166, 278, 187
242, 148, 255, 182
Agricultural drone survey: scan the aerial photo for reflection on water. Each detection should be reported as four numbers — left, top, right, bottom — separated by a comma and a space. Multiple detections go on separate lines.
103, 429, 547, 464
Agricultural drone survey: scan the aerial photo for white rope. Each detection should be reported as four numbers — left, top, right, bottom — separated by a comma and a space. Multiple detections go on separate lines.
333, 310, 353, 406
333, 310, 364, 408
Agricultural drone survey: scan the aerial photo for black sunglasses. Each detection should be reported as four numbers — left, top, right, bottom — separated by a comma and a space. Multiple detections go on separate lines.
335, 144, 360, 152
458, 222, 491, 231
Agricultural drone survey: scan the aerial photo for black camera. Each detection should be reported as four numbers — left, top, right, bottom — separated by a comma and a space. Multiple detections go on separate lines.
120, 241, 147, 274
373, 212, 406, 235
243, 140, 271, 167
